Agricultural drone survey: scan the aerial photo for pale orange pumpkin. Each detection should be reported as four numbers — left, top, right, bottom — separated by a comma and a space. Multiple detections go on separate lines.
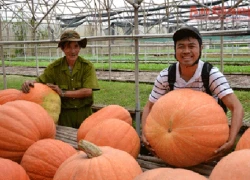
53, 140, 142, 180
0, 100, 56, 163
84, 118, 140, 158
235, 127, 250, 151
21, 138, 77, 180
0, 89, 21, 104
0, 157, 30, 180
18, 83, 61, 123
210, 149, 250, 180
77, 104, 132, 141
144, 89, 229, 167
134, 167, 208, 180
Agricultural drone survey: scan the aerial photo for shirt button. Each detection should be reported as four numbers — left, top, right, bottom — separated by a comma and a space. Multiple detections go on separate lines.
71, 79, 73, 81
75, 106, 77, 108
73, 88, 75, 90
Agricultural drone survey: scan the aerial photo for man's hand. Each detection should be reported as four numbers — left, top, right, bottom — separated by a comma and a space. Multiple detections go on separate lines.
206, 140, 234, 163
141, 133, 157, 156
46, 83, 63, 96
21, 80, 35, 93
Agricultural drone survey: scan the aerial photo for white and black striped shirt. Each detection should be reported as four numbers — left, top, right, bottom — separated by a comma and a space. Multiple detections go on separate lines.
149, 60, 233, 103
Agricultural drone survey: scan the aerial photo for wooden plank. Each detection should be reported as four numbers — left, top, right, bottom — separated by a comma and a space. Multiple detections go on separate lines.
55, 124, 217, 177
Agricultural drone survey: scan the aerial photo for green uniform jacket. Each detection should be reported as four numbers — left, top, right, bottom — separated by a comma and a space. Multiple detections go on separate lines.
36, 56, 100, 128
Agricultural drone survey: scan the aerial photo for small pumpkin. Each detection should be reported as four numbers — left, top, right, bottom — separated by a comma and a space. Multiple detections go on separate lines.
18, 83, 61, 123
53, 140, 143, 180
0, 157, 30, 180
21, 138, 77, 180
77, 104, 132, 141
235, 127, 250, 151
0, 89, 21, 104
209, 149, 250, 180
144, 89, 229, 167
134, 167, 208, 180
0, 100, 56, 163
84, 118, 140, 158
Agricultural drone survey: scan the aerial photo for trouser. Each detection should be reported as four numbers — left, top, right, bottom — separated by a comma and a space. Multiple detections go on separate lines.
58, 106, 92, 129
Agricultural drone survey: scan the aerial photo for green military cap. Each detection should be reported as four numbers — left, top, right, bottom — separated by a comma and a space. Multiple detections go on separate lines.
58, 30, 87, 48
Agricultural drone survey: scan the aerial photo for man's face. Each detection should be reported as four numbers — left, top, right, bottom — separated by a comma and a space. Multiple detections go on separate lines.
62, 41, 81, 62
175, 37, 201, 67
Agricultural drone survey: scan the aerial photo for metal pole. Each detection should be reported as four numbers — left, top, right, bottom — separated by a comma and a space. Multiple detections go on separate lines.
220, 0, 224, 72
0, 13, 7, 89
107, 0, 112, 81
134, 1, 141, 135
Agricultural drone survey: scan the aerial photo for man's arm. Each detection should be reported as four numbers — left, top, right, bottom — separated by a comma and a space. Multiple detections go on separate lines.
215, 93, 244, 154
141, 100, 154, 149
47, 84, 93, 98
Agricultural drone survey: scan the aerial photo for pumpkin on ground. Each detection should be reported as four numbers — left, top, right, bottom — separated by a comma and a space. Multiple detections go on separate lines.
209, 149, 250, 180
18, 83, 61, 124
21, 138, 77, 180
235, 127, 250, 151
84, 118, 140, 158
0, 89, 21, 104
134, 167, 208, 180
0, 100, 56, 163
144, 89, 229, 167
53, 140, 142, 180
0, 157, 30, 180
77, 104, 132, 141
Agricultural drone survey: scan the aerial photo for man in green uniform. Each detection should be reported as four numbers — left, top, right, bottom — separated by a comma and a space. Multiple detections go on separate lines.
21, 30, 100, 128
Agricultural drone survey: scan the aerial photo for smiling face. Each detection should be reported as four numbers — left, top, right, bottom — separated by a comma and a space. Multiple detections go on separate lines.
175, 37, 202, 67
61, 41, 81, 63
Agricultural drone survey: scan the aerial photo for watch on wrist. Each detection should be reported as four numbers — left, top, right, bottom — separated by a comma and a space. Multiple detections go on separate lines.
61, 90, 65, 97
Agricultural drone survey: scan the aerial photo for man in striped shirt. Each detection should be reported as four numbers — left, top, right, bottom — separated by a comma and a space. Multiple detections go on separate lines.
141, 25, 244, 159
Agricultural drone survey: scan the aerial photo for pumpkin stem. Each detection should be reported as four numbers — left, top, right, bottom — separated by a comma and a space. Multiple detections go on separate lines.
78, 140, 103, 158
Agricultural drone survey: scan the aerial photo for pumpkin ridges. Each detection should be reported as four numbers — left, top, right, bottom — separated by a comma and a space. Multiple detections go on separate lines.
21, 138, 77, 180
77, 104, 132, 141
145, 89, 229, 167
18, 83, 61, 124
0, 157, 30, 180
235, 128, 250, 151
0, 100, 56, 163
0, 89, 21, 104
134, 167, 208, 180
53, 140, 142, 180
84, 118, 140, 158
209, 149, 250, 180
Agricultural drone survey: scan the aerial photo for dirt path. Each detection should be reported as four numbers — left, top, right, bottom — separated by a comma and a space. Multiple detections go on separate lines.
1, 66, 249, 90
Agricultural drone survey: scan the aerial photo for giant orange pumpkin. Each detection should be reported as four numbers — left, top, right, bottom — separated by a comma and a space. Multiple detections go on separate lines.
84, 118, 140, 158
0, 83, 61, 123
53, 140, 143, 180
77, 104, 132, 141
18, 83, 61, 123
209, 149, 250, 180
0, 89, 21, 104
0, 100, 56, 163
21, 138, 77, 180
0, 157, 30, 180
144, 89, 229, 167
235, 127, 250, 151
134, 167, 208, 180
